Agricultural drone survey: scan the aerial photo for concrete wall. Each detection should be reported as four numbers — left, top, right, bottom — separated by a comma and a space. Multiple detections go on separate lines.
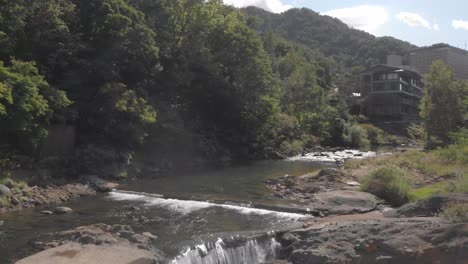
410, 45, 468, 80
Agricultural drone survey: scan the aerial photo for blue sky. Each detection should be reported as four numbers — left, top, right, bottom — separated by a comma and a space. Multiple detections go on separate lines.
224, 0, 468, 48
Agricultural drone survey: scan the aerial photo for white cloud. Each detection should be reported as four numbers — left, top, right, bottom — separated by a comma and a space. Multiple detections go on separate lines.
396, 12, 438, 30
323, 5, 389, 35
452, 19, 468, 30
223, 0, 293, 13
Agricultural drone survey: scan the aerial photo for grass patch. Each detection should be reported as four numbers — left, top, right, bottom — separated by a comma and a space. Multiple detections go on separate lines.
346, 147, 467, 185
411, 181, 453, 200
361, 165, 413, 206
0, 196, 10, 207
439, 202, 468, 223
0, 176, 28, 190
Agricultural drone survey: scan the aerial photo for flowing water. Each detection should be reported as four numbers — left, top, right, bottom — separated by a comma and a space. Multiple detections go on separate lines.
0, 151, 375, 263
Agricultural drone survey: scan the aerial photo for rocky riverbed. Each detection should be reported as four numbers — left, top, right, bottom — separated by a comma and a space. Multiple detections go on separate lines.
278, 216, 468, 264
0, 175, 118, 213
17, 224, 164, 264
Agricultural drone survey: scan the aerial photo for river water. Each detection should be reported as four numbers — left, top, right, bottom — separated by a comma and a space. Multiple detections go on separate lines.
0, 150, 374, 263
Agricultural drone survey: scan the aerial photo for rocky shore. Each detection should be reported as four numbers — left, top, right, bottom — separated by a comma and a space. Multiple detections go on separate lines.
277, 216, 468, 264
17, 224, 164, 264
0, 175, 118, 214
265, 163, 468, 264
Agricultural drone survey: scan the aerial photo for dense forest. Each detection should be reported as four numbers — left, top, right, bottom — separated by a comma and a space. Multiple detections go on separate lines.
243, 7, 415, 69
0, 0, 456, 178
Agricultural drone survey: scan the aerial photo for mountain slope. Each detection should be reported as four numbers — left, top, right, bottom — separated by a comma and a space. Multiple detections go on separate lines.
243, 6, 416, 70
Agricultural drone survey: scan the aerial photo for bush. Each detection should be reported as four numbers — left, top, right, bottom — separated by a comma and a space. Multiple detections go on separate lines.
279, 139, 305, 156
360, 124, 385, 145
440, 202, 468, 223
345, 124, 370, 149
361, 165, 413, 206
407, 123, 425, 142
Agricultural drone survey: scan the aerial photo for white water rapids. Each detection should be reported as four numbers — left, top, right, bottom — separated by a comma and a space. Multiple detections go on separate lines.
170, 237, 281, 264
107, 190, 303, 264
107, 190, 304, 218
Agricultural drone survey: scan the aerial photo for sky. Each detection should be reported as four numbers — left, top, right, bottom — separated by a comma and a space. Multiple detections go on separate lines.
223, 0, 468, 48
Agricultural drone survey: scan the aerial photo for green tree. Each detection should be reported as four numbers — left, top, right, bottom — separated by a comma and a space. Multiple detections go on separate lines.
421, 60, 465, 148
0, 60, 71, 153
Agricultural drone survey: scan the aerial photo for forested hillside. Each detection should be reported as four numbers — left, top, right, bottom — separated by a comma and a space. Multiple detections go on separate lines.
243, 6, 416, 70
0, 0, 414, 176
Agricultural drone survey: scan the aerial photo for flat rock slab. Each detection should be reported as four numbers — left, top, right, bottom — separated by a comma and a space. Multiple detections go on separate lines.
16, 243, 158, 264
280, 220, 468, 264
311, 190, 378, 215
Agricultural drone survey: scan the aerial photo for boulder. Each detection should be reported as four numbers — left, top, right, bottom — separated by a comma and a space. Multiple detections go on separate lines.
83, 175, 119, 192
280, 220, 468, 264
0, 184, 11, 197
384, 193, 468, 218
11, 196, 20, 205
311, 191, 379, 215
40, 211, 53, 215
142, 232, 157, 241
53, 207, 73, 215
316, 168, 346, 181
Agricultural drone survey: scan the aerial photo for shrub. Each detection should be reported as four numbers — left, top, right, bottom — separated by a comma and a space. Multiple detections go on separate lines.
454, 173, 468, 193
279, 140, 305, 156
360, 123, 385, 145
407, 123, 425, 142
0, 196, 10, 207
345, 124, 370, 149
435, 145, 460, 164
440, 202, 468, 223
361, 165, 413, 206
0, 176, 28, 190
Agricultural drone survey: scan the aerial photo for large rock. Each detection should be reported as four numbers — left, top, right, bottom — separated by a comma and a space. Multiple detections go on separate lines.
15, 243, 161, 264
23, 224, 165, 263
0, 184, 11, 197
279, 220, 468, 264
315, 168, 346, 181
384, 193, 468, 218
53, 207, 73, 215
83, 175, 119, 192
311, 191, 378, 215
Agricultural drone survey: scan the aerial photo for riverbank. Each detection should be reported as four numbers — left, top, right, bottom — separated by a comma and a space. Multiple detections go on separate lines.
0, 175, 118, 214
277, 215, 468, 264
265, 146, 468, 263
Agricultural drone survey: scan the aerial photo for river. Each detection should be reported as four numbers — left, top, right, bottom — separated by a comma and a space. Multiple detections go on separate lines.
0, 150, 375, 263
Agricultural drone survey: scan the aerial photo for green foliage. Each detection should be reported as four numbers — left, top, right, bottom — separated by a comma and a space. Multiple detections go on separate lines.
359, 123, 386, 145
0, 0, 402, 167
407, 123, 425, 142
361, 165, 413, 206
243, 6, 414, 71
421, 61, 466, 149
0, 196, 10, 207
344, 124, 370, 149
0, 60, 71, 154
440, 202, 468, 223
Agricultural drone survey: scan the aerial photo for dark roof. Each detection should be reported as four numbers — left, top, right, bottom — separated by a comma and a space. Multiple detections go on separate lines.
360, 64, 422, 77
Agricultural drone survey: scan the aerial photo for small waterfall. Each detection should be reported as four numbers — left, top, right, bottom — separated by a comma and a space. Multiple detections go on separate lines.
170, 235, 281, 264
